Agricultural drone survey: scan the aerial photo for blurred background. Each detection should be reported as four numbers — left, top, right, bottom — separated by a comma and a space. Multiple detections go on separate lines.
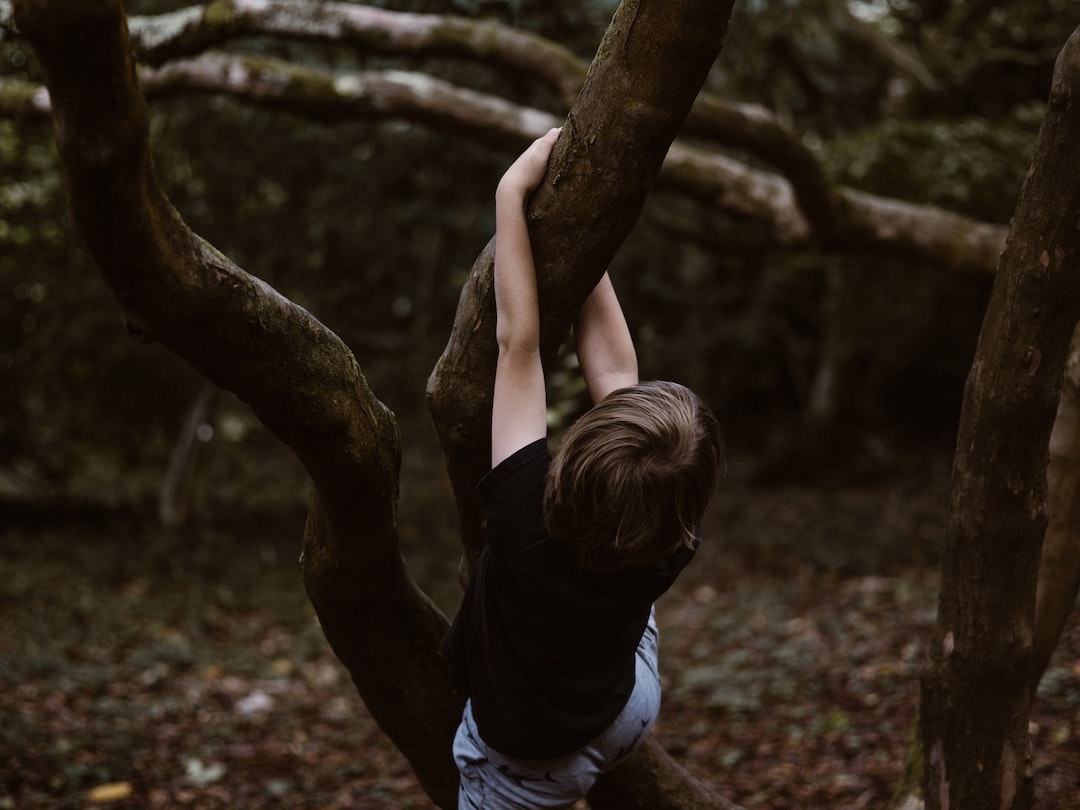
5, 0, 1069, 533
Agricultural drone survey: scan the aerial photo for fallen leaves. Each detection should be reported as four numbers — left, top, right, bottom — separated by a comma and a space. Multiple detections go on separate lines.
2, 475, 1079, 809
87, 782, 133, 803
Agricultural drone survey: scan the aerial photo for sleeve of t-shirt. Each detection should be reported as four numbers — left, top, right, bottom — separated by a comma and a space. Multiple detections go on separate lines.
477, 438, 550, 556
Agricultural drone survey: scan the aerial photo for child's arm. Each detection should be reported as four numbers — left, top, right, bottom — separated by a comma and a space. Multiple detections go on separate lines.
575, 272, 639, 404
490, 127, 561, 468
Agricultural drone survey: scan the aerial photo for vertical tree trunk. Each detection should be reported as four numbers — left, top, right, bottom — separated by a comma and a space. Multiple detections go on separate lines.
805, 261, 845, 428
159, 380, 217, 528
676, 242, 714, 397
919, 25, 1080, 810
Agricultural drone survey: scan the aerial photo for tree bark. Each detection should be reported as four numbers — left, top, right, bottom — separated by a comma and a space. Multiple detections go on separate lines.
12, 0, 462, 804
125, 0, 588, 109
919, 25, 1080, 810
588, 738, 745, 810
139, 52, 563, 151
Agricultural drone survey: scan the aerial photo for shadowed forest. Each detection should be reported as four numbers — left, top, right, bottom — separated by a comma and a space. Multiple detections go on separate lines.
2, 0, 1079, 808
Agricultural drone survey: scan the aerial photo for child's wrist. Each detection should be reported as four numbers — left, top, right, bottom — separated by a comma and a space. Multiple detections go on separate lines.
495, 184, 530, 214
496, 178, 527, 199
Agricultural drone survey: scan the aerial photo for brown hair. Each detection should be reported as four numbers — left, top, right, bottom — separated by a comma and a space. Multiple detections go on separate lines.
543, 380, 724, 573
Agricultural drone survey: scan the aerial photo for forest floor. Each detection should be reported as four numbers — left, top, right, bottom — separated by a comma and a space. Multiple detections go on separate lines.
2, 444, 1079, 810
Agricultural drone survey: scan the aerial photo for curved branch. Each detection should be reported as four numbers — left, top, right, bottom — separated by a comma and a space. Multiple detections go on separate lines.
681, 96, 840, 236
824, 0, 939, 90
127, 0, 587, 108
833, 186, 1006, 272
0, 51, 1008, 275
661, 140, 1005, 273
142, 51, 561, 149
2, 0, 1010, 272
125, 0, 844, 238
11, 0, 462, 805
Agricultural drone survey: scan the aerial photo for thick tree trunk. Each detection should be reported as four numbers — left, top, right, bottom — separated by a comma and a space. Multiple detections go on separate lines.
12, 0, 461, 804
919, 25, 1080, 810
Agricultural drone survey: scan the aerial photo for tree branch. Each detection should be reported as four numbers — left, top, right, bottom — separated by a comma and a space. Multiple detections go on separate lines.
1, 0, 1010, 273
126, 0, 588, 108
11, 0, 462, 804
589, 737, 746, 810
0, 51, 1008, 274
824, 0, 939, 90
680, 95, 841, 237
145, 51, 561, 148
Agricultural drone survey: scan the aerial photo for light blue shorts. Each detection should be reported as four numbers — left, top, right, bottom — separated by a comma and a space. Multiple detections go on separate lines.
453, 610, 661, 809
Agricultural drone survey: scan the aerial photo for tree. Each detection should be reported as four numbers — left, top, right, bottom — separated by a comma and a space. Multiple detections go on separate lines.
9, 0, 745, 807
919, 26, 1080, 810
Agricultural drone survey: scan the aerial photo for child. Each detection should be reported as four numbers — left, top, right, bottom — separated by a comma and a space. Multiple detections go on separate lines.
442, 128, 724, 809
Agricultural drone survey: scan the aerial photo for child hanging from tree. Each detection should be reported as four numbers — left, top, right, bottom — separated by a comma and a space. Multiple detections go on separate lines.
442, 127, 725, 809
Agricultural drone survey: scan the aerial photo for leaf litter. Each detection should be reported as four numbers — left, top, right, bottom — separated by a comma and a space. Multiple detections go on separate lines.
1, 464, 1078, 809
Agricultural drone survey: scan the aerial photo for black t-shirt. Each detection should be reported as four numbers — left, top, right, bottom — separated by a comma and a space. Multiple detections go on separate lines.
441, 438, 696, 759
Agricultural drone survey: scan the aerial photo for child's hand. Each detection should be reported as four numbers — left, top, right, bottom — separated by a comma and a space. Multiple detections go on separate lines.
497, 127, 561, 200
